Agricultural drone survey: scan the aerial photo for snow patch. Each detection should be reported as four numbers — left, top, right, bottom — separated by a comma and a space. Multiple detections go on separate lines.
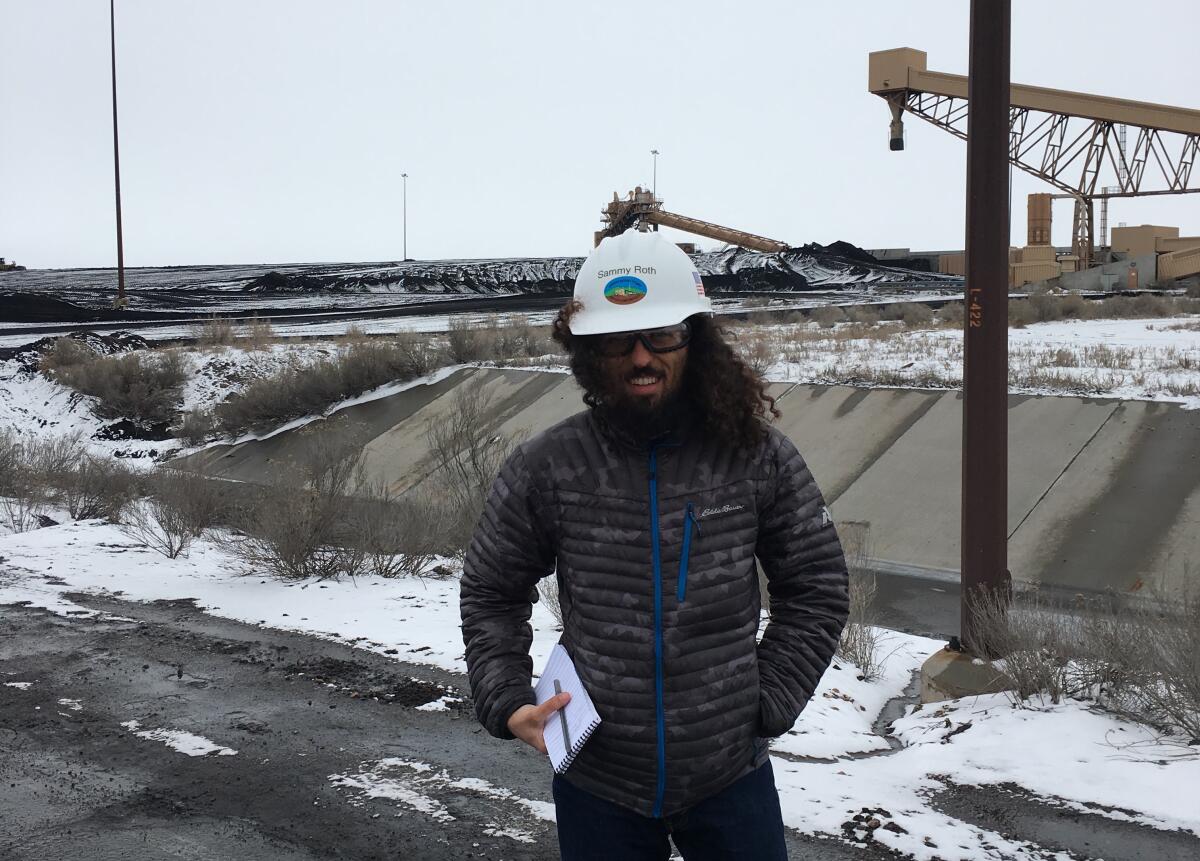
120, 720, 238, 757
330, 758, 554, 837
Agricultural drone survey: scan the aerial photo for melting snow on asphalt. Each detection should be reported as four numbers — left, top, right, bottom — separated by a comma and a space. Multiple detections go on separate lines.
119, 719, 238, 757
329, 758, 553, 843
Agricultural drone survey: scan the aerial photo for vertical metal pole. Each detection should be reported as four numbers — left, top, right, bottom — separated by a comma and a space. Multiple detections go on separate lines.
402, 172, 408, 260
651, 149, 659, 197
962, 0, 1011, 652
110, 0, 127, 307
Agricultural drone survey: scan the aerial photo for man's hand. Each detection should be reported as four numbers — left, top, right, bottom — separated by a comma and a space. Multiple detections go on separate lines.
507, 693, 571, 754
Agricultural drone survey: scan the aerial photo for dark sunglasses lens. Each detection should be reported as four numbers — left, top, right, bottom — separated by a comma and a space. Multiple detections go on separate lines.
644, 325, 689, 350
595, 322, 691, 356
597, 334, 638, 357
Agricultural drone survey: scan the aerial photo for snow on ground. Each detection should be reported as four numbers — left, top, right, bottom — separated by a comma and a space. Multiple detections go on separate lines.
0, 519, 561, 676
2, 518, 1197, 859
0, 342, 461, 467
772, 690, 1200, 860
329, 757, 555, 843
120, 720, 238, 757
758, 316, 1200, 408
771, 629, 934, 760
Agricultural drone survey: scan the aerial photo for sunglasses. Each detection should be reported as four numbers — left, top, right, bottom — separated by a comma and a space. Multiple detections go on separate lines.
594, 321, 692, 358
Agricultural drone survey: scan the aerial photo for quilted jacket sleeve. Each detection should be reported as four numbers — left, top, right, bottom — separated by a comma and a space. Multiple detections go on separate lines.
754, 432, 850, 738
460, 446, 556, 740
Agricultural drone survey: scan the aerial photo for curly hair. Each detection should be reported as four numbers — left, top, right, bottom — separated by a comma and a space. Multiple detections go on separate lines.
551, 300, 780, 450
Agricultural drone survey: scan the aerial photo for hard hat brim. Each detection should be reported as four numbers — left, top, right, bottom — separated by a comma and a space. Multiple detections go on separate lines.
568, 303, 712, 336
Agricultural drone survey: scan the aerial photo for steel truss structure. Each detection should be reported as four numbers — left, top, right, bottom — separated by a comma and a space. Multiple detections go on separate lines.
871, 49, 1200, 267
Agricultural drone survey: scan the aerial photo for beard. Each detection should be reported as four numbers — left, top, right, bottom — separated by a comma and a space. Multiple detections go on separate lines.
598, 365, 688, 442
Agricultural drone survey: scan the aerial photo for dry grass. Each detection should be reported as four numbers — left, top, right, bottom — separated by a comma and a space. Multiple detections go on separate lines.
194, 316, 238, 348
215, 335, 438, 435
424, 381, 527, 556
446, 316, 557, 364
834, 521, 884, 680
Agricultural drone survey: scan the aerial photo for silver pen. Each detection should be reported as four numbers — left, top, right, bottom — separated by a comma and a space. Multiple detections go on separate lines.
553, 679, 571, 752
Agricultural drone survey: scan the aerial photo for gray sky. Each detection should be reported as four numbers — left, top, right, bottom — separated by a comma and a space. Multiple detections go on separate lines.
2, 0, 1197, 269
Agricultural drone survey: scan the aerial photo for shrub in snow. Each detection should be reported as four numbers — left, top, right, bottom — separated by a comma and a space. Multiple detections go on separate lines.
0, 432, 87, 532
810, 306, 846, 329
174, 408, 216, 446
1008, 300, 1038, 329
538, 575, 564, 627
878, 302, 934, 328
215, 335, 437, 436
37, 337, 98, 373
834, 520, 884, 681
731, 329, 775, 378
50, 349, 187, 428
58, 455, 140, 522
423, 381, 525, 556
121, 497, 195, 559
966, 584, 1200, 743
842, 305, 881, 325
193, 316, 237, 348
232, 422, 371, 580
349, 483, 444, 579
937, 301, 965, 325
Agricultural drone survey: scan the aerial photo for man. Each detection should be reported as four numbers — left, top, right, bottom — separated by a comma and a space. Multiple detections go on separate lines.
460, 230, 848, 860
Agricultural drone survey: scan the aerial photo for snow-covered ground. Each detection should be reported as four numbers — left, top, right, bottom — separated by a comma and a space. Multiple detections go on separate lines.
751, 316, 1200, 408
1, 519, 1196, 859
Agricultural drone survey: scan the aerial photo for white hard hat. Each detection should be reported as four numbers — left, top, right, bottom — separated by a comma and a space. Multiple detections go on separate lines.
569, 230, 712, 335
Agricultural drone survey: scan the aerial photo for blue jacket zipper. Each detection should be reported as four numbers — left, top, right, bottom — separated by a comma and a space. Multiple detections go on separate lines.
648, 445, 667, 818
677, 502, 700, 603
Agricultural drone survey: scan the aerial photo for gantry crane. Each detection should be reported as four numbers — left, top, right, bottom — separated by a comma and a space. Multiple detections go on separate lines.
869, 48, 1200, 268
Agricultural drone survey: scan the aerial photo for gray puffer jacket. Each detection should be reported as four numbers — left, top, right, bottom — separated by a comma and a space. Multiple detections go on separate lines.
460, 409, 848, 818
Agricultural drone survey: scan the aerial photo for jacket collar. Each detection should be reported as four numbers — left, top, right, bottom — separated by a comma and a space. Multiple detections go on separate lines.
589, 401, 699, 452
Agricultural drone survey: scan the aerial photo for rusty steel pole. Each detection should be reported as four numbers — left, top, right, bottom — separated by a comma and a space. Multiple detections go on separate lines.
961, 0, 1012, 652
110, 0, 127, 307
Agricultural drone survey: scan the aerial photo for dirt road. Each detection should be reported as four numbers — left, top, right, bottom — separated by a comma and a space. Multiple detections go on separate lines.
0, 596, 892, 861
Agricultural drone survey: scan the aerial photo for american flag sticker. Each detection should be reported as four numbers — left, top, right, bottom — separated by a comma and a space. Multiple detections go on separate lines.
692, 271, 705, 296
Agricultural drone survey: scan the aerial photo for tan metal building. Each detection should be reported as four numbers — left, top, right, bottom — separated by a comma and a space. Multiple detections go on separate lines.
1111, 225, 1180, 257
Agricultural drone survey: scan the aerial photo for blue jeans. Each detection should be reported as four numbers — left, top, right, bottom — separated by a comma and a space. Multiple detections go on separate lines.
552, 761, 789, 860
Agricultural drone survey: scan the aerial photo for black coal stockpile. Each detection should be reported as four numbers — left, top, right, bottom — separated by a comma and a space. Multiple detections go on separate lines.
0, 331, 152, 373
0, 290, 109, 323
236, 243, 956, 295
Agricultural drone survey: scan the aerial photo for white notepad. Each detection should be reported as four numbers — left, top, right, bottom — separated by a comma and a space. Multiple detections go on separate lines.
533, 644, 602, 774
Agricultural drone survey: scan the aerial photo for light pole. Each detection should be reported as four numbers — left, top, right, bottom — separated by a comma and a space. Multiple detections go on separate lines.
650, 149, 659, 198
402, 173, 408, 260
110, 0, 127, 308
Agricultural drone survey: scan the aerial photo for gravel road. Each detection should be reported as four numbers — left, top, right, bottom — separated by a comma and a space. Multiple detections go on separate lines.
0, 596, 899, 861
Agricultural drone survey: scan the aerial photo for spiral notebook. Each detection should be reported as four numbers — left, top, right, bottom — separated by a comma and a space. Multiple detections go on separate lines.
533, 644, 602, 774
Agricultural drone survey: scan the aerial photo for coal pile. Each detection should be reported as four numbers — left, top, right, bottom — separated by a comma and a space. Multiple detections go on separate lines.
0, 331, 152, 373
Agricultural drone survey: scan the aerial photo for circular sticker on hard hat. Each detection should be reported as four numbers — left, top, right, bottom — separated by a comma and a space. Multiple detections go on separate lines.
603, 276, 647, 305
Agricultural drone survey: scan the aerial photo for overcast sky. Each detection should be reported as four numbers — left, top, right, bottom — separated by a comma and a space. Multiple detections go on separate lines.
2, 1, 1197, 269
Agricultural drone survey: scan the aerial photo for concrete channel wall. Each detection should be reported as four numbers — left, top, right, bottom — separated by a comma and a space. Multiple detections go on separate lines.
174, 368, 1200, 596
